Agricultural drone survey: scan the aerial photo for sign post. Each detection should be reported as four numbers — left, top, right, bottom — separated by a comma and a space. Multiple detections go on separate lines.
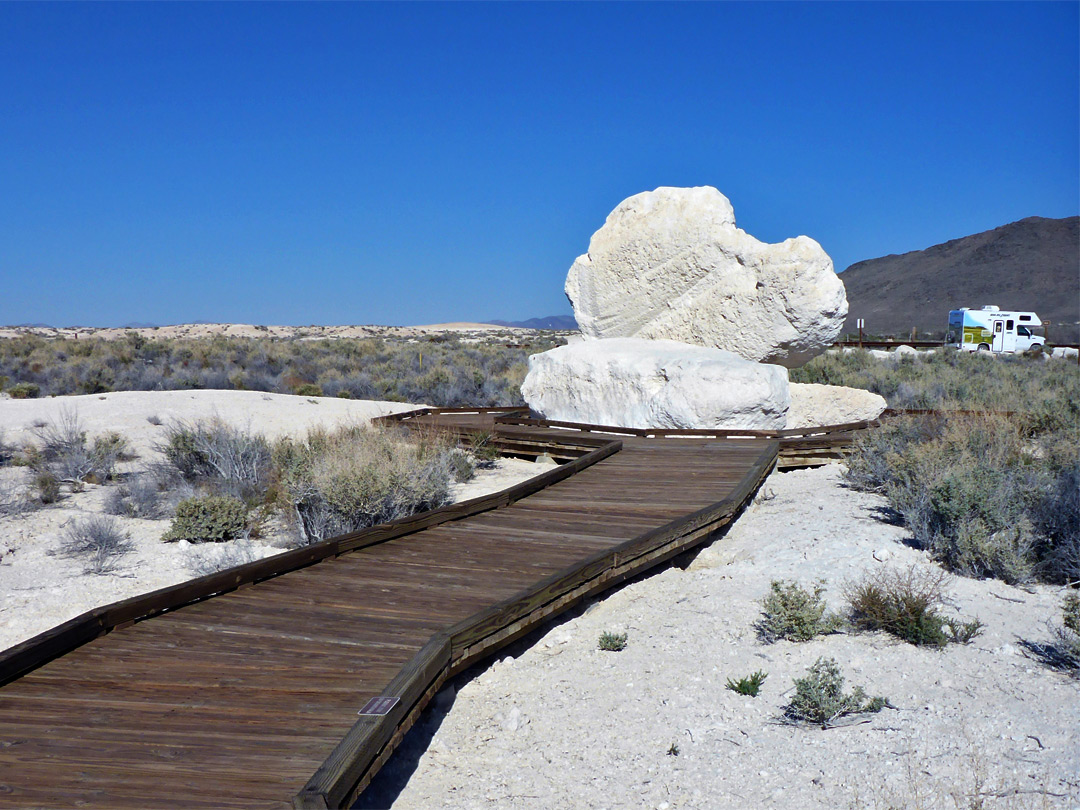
857, 318, 864, 349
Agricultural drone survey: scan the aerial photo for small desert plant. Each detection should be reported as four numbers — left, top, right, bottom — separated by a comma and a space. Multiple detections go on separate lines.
162, 495, 247, 543
467, 431, 500, 468
29, 410, 127, 486
7, 382, 39, 399
0, 474, 33, 516
34, 471, 61, 504
293, 382, 323, 397
784, 657, 886, 728
448, 449, 476, 483
666, 742, 679, 756
845, 565, 984, 647
1047, 592, 1080, 673
105, 466, 191, 520
146, 413, 163, 426
59, 515, 135, 575
726, 670, 768, 697
184, 539, 261, 577
598, 631, 628, 652
758, 580, 843, 642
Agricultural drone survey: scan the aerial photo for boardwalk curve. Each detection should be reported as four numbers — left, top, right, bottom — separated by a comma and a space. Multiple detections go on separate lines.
0, 409, 780, 808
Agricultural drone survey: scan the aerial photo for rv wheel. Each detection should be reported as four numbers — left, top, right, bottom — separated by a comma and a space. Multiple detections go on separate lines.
977, 343, 990, 351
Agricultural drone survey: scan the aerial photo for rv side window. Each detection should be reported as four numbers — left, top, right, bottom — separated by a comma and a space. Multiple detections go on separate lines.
1006, 319, 1014, 331
994, 321, 1003, 333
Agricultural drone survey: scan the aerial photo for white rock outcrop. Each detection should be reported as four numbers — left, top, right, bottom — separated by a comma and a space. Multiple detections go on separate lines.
521, 338, 789, 430
786, 383, 887, 429
565, 186, 848, 369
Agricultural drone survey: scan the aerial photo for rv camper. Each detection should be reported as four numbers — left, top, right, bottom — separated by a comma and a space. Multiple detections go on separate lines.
945, 306, 1046, 353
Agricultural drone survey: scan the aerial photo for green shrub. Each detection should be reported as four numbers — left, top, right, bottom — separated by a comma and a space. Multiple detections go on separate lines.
846, 565, 983, 647
8, 382, 39, 399
162, 495, 247, 543
758, 580, 843, 642
293, 383, 323, 397
785, 657, 886, 727
726, 670, 767, 697
598, 631, 628, 652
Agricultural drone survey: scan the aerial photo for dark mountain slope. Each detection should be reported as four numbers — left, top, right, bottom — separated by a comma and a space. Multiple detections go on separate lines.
840, 216, 1079, 340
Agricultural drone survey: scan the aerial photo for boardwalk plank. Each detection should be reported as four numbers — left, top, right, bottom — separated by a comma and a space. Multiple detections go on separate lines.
0, 417, 776, 809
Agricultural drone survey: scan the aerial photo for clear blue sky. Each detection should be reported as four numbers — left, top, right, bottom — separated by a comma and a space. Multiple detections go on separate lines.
2, 2, 1077, 327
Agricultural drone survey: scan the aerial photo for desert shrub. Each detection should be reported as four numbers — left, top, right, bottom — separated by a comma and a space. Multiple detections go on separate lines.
293, 382, 323, 397
29, 410, 127, 486
184, 539, 261, 577
162, 420, 271, 501
784, 657, 886, 727
59, 515, 134, 575
845, 412, 1078, 584
1047, 592, 1080, 673
0, 333, 561, 406
274, 424, 457, 545
0, 473, 33, 516
792, 347, 1079, 414
105, 466, 191, 520
726, 670, 767, 697
0, 430, 14, 466
162, 495, 248, 543
467, 431, 500, 469
8, 382, 39, 399
846, 565, 983, 647
448, 450, 476, 483
758, 580, 843, 642
33, 471, 60, 504
598, 631, 628, 652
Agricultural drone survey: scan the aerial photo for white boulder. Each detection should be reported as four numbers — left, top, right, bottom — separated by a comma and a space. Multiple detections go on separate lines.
565, 186, 848, 368
786, 383, 887, 429
521, 338, 790, 430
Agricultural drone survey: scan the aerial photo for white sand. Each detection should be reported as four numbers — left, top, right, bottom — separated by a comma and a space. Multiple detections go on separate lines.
0, 322, 535, 342
0, 391, 550, 651
360, 465, 1079, 809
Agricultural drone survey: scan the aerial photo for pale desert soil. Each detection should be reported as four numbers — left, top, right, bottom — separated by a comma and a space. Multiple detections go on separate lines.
0, 391, 550, 651
360, 465, 1079, 810
0, 322, 535, 342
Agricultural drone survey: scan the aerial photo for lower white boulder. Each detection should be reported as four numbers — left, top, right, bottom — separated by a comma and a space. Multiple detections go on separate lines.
786, 383, 887, 428
521, 338, 789, 430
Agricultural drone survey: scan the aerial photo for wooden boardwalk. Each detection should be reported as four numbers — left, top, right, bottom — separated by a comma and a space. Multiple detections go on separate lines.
0, 411, 777, 809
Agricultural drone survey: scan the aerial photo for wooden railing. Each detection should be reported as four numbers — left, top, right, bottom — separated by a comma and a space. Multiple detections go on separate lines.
0, 412, 620, 688
293, 439, 778, 809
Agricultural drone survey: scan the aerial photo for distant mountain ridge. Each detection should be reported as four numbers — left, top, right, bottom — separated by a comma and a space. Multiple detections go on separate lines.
486, 315, 578, 330
840, 216, 1079, 340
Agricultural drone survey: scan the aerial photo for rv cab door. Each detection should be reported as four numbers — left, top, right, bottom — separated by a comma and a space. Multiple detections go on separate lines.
992, 320, 1005, 352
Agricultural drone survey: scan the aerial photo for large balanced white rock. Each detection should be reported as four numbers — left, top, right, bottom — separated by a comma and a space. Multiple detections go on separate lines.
521, 338, 789, 430
786, 383, 887, 429
565, 186, 848, 369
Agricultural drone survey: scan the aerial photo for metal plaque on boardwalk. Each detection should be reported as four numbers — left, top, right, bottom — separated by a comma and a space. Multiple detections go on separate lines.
358, 696, 400, 716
